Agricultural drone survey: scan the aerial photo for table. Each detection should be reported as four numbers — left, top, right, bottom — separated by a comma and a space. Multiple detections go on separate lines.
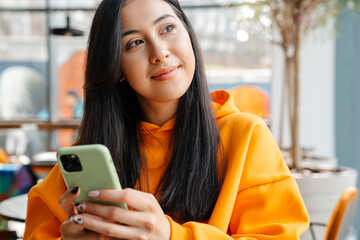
0, 120, 80, 130
0, 194, 27, 222
31, 151, 57, 180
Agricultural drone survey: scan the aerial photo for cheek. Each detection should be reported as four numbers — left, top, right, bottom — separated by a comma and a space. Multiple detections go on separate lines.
122, 55, 142, 82
121, 54, 133, 75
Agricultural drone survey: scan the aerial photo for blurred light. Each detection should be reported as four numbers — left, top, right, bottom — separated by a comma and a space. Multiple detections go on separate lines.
260, 15, 271, 27
239, 6, 255, 19
236, 29, 249, 42
261, 5, 271, 13
347, 0, 355, 9
243, 0, 257, 3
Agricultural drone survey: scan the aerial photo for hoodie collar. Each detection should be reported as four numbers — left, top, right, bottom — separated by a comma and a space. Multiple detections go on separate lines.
141, 117, 175, 135
211, 90, 239, 119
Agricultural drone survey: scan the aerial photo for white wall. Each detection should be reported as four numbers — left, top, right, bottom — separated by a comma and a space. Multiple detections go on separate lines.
271, 32, 335, 158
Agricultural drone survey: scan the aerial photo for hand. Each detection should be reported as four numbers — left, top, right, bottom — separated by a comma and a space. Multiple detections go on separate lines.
59, 187, 111, 240
69, 188, 171, 240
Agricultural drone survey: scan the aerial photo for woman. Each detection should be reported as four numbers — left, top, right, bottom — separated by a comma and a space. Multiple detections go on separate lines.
24, 0, 309, 239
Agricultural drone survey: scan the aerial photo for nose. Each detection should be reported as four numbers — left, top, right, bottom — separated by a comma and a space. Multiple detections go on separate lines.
149, 41, 170, 64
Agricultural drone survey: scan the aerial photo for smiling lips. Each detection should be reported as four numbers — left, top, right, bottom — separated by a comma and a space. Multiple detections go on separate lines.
151, 65, 180, 81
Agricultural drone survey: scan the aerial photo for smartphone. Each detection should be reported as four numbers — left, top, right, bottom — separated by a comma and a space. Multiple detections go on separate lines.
57, 144, 127, 209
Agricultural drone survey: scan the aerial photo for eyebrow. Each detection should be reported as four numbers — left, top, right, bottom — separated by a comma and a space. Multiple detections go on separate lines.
121, 14, 175, 38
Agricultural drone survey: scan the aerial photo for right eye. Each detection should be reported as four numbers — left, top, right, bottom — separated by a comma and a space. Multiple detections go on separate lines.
127, 39, 144, 49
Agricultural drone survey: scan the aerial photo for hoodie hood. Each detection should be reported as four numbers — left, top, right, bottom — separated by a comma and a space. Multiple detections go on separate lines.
141, 90, 239, 134
211, 90, 239, 119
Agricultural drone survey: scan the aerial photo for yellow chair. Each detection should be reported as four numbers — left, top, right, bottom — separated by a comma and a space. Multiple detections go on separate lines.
229, 85, 270, 119
310, 187, 358, 240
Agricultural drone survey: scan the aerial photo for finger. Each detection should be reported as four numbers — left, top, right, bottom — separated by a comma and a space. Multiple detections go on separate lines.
60, 219, 83, 235
70, 213, 141, 240
59, 186, 81, 217
76, 212, 114, 223
76, 201, 149, 227
61, 219, 108, 240
88, 188, 156, 211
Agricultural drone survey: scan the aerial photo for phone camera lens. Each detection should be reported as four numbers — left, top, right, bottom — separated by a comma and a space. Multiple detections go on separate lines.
60, 154, 82, 172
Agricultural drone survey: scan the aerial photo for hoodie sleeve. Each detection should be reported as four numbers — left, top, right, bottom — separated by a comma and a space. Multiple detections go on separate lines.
24, 165, 67, 240
166, 115, 309, 239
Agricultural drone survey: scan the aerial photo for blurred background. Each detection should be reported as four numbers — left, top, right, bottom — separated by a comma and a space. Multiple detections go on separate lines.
0, 0, 359, 239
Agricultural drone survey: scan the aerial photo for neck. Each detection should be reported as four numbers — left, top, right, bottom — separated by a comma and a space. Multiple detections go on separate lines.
138, 98, 178, 126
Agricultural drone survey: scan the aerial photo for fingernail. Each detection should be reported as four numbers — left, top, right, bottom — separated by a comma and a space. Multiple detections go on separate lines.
75, 202, 86, 211
71, 187, 79, 194
88, 190, 100, 197
70, 215, 83, 224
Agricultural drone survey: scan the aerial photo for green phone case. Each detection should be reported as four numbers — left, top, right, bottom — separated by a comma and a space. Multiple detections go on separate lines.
57, 144, 127, 209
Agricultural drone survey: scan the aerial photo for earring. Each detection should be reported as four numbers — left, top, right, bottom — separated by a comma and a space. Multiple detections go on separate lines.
120, 77, 126, 82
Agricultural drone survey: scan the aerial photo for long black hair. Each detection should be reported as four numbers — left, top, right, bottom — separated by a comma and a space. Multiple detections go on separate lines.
77, 0, 225, 223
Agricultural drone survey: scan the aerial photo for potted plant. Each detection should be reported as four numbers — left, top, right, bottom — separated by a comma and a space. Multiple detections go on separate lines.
236, 1, 359, 239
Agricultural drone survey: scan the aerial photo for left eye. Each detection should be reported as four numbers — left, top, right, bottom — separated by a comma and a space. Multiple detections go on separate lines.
161, 24, 175, 34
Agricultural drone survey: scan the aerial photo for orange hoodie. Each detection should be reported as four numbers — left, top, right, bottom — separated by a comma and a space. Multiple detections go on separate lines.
24, 90, 309, 239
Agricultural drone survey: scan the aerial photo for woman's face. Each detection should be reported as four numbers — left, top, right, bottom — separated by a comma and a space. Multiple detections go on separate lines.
120, 0, 195, 105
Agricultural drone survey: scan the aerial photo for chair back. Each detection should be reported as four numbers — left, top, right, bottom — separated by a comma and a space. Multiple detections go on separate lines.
229, 85, 270, 119
0, 229, 17, 240
324, 187, 358, 240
